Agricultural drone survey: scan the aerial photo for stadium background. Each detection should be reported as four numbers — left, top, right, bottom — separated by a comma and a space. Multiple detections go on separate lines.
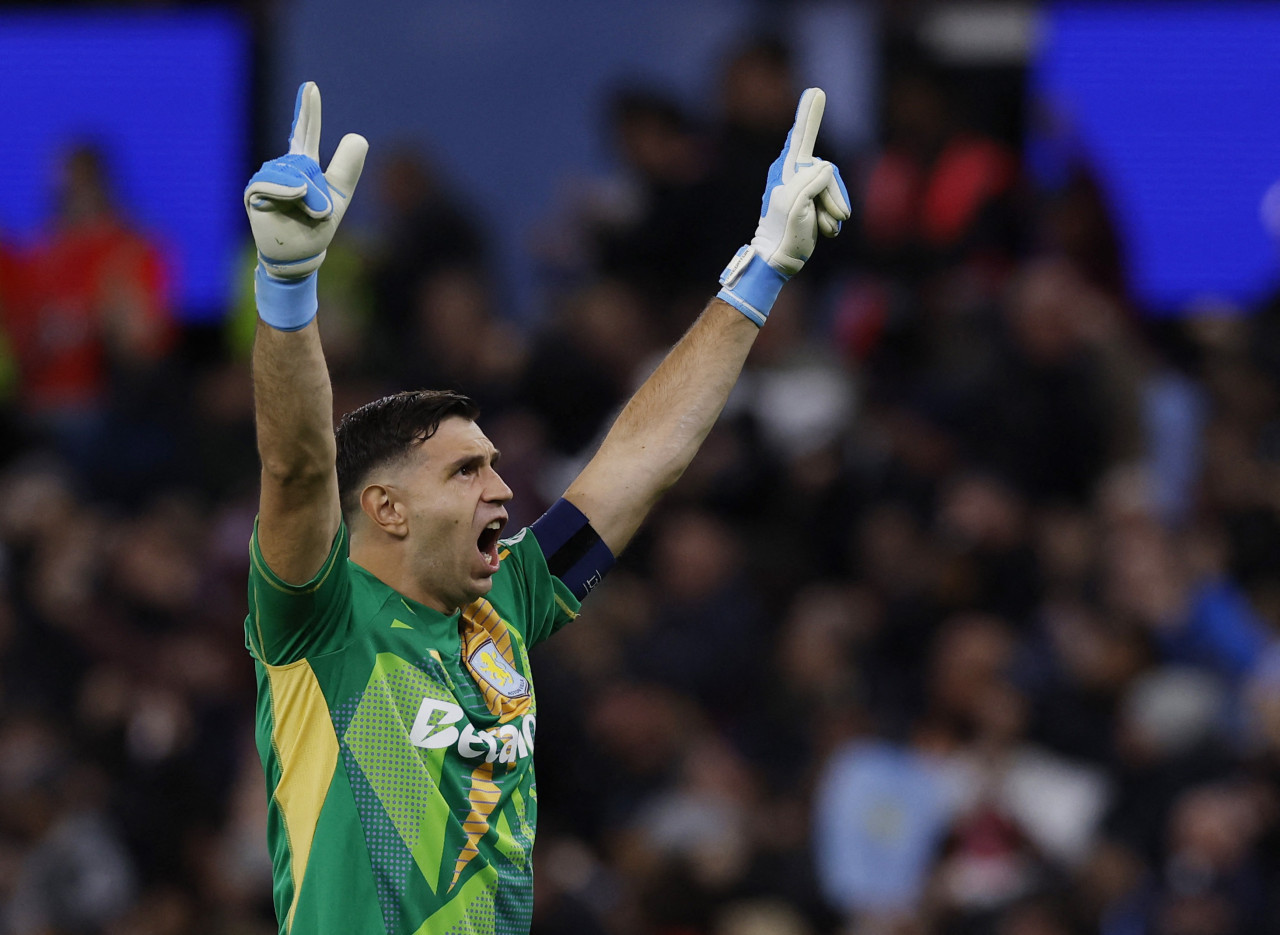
2, 2, 1280, 934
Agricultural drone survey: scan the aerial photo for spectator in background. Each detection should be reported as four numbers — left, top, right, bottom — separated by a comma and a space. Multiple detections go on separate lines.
1, 715, 137, 935
518, 277, 658, 459
1, 144, 172, 481
814, 716, 957, 928
0, 236, 22, 465
701, 38, 807, 282
398, 266, 526, 412
836, 58, 1021, 391
627, 508, 768, 720
366, 146, 487, 347
961, 259, 1139, 504
1033, 167, 1129, 308
1025, 99, 1130, 306
590, 88, 713, 317
861, 62, 1020, 284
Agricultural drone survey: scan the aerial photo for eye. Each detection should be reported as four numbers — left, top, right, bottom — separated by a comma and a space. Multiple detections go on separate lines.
457, 464, 474, 477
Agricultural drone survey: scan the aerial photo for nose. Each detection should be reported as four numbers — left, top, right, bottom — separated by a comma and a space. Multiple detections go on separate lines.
485, 466, 514, 504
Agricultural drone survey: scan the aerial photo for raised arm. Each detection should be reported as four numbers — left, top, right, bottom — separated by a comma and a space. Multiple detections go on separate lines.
246, 82, 367, 583
565, 88, 850, 555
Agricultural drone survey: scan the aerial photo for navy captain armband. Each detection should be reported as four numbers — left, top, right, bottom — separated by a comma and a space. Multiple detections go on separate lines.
530, 498, 615, 600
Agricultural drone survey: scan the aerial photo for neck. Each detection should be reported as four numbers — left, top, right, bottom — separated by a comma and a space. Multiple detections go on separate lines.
350, 537, 457, 615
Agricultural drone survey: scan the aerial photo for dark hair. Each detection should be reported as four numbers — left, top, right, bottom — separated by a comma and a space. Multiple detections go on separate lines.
335, 389, 479, 521
610, 86, 693, 134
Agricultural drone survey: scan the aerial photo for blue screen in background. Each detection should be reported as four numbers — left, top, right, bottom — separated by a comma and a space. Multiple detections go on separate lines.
1032, 3, 1280, 315
0, 11, 248, 321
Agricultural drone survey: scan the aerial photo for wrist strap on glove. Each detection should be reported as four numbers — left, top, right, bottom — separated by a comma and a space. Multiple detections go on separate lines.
716, 245, 788, 327
255, 264, 318, 331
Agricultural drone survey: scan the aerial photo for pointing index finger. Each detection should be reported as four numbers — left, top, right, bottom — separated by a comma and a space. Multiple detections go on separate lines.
785, 87, 826, 170
288, 82, 322, 160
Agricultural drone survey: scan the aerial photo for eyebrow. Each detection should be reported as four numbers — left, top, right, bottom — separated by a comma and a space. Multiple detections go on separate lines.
447, 449, 501, 474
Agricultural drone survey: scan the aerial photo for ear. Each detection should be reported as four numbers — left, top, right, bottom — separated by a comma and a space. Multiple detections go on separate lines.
360, 484, 409, 538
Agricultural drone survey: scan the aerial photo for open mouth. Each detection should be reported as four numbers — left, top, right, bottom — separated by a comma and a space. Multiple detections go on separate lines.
477, 519, 504, 570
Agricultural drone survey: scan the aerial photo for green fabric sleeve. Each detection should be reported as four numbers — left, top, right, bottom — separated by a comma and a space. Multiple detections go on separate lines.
245, 519, 354, 665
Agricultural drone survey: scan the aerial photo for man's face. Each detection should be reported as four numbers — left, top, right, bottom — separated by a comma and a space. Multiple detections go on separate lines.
393, 417, 512, 613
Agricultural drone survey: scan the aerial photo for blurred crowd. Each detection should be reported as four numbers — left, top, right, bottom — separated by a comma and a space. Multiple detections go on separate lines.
2, 34, 1280, 935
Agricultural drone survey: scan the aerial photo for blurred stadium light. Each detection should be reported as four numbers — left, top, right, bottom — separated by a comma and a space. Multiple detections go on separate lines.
1031, 2, 1280, 314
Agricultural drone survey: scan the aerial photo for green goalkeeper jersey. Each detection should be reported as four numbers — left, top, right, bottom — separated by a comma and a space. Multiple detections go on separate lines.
244, 522, 580, 935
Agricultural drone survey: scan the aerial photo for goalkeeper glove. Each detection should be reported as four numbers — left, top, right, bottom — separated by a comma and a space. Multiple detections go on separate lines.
717, 88, 850, 326
244, 81, 368, 330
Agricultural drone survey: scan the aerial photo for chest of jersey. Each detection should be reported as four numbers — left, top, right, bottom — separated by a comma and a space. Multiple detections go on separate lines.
340, 595, 538, 773
318, 595, 539, 899
249, 533, 562, 932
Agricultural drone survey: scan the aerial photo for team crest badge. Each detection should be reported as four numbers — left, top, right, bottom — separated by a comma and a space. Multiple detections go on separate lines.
467, 639, 530, 698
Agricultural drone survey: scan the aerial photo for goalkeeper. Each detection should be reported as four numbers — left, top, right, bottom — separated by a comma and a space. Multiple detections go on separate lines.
244, 81, 848, 935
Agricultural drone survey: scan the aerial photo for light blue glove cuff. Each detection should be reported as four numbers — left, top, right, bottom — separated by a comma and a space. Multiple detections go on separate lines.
716, 246, 787, 327
255, 263, 318, 331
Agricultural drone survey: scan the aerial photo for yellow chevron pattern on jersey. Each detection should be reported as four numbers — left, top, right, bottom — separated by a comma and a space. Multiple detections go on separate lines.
450, 760, 499, 889
263, 658, 340, 934
460, 598, 533, 723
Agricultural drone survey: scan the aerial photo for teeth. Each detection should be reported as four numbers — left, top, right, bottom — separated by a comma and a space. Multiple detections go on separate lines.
486, 520, 501, 531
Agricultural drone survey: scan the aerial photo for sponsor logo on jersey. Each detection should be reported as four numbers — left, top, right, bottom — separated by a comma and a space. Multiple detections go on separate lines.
467, 639, 529, 698
408, 698, 536, 764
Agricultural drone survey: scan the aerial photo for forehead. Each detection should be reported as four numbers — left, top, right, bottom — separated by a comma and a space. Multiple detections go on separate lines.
418, 416, 494, 461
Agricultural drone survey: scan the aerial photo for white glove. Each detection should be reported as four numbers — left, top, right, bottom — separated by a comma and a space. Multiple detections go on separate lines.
717, 88, 851, 325
244, 81, 368, 281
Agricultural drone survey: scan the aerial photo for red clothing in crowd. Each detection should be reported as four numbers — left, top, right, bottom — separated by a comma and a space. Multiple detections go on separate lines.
863, 135, 1018, 250
1, 217, 172, 412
